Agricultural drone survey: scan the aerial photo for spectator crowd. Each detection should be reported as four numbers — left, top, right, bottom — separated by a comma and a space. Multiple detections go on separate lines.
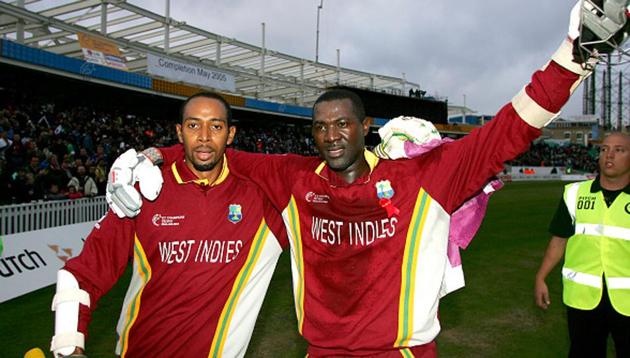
509, 141, 599, 173
0, 89, 599, 205
0, 90, 316, 205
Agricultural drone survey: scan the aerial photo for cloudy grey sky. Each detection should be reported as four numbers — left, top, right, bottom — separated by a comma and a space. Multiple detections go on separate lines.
133, 0, 581, 116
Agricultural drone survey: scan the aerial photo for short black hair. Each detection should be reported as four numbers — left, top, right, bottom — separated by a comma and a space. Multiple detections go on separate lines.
179, 92, 232, 126
313, 89, 366, 121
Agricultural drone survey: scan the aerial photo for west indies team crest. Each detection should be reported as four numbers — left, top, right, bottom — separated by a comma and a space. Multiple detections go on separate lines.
228, 204, 243, 223
375, 180, 399, 218
375, 180, 395, 199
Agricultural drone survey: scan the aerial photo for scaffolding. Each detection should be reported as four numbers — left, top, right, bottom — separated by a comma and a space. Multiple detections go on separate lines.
583, 54, 630, 131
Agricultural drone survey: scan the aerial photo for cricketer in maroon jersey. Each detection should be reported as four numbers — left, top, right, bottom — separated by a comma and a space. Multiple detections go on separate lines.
51, 94, 287, 357
155, 39, 592, 357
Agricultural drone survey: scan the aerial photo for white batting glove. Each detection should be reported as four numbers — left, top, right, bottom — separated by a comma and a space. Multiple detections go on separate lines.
106, 149, 163, 218
567, 0, 630, 66
373, 116, 441, 159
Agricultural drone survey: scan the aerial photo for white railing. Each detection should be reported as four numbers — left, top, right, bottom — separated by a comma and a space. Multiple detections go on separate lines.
0, 196, 108, 235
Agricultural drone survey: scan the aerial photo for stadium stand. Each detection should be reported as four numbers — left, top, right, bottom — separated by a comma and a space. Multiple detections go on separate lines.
509, 141, 599, 173
0, 82, 600, 206
0, 63, 599, 205
0, 67, 320, 205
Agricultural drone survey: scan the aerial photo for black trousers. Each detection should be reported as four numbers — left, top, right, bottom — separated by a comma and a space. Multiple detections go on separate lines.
567, 288, 630, 358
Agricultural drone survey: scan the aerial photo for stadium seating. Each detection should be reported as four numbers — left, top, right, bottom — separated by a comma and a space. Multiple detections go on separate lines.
0, 86, 317, 205
0, 84, 597, 205
508, 141, 598, 174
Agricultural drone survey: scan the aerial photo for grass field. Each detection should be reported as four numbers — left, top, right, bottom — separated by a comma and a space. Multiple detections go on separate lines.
1, 181, 612, 357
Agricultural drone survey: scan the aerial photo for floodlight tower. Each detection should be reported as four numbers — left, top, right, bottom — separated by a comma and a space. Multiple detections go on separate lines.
583, 60, 630, 132
315, 0, 324, 63
164, 0, 170, 53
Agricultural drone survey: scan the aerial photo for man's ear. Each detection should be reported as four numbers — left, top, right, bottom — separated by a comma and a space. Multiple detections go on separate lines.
362, 117, 372, 137
176, 124, 183, 143
227, 126, 236, 145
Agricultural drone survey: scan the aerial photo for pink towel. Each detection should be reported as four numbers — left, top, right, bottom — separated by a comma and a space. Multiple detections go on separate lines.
403, 139, 503, 267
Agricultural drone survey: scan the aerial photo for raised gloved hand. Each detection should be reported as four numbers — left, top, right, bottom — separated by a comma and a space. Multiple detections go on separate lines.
373, 116, 441, 160
571, 0, 630, 65
106, 148, 163, 218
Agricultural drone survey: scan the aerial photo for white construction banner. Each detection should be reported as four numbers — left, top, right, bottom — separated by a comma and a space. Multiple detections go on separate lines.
0, 222, 95, 303
147, 53, 236, 92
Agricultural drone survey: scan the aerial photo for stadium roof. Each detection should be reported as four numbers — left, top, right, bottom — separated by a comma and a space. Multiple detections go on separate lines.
0, 0, 419, 107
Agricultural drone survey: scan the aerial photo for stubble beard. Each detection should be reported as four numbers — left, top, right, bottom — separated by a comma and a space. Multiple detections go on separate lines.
192, 159, 219, 172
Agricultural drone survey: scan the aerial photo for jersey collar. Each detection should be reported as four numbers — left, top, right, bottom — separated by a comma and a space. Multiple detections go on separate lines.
314, 149, 380, 187
171, 155, 230, 186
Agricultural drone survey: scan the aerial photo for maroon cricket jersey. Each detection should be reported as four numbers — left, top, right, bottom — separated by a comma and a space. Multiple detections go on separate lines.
64, 156, 287, 357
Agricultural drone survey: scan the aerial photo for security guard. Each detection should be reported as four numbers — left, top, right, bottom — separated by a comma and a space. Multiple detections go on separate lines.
535, 132, 630, 357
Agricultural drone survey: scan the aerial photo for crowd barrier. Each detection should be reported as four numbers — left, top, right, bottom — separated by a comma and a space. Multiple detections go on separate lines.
0, 197, 107, 303
0, 196, 107, 236
500, 166, 593, 182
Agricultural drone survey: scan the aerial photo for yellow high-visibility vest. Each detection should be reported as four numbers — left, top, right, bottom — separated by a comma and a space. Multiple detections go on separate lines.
562, 180, 630, 316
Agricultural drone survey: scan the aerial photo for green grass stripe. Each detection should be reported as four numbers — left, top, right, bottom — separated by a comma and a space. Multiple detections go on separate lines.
120, 239, 151, 353
287, 197, 304, 326
400, 348, 414, 358
398, 191, 428, 346
211, 223, 269, 357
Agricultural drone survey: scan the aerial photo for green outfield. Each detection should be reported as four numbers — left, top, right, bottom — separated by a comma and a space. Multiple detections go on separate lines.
1, 181, 608, 357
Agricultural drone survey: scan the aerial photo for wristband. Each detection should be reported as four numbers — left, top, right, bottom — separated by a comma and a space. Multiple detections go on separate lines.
141, 147, 164, 165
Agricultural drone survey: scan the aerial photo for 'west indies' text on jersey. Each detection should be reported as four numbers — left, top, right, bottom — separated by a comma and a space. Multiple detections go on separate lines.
64, 156, 287, 357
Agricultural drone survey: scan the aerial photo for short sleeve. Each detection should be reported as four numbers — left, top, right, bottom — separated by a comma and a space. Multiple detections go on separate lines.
548, 196, 574, 239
